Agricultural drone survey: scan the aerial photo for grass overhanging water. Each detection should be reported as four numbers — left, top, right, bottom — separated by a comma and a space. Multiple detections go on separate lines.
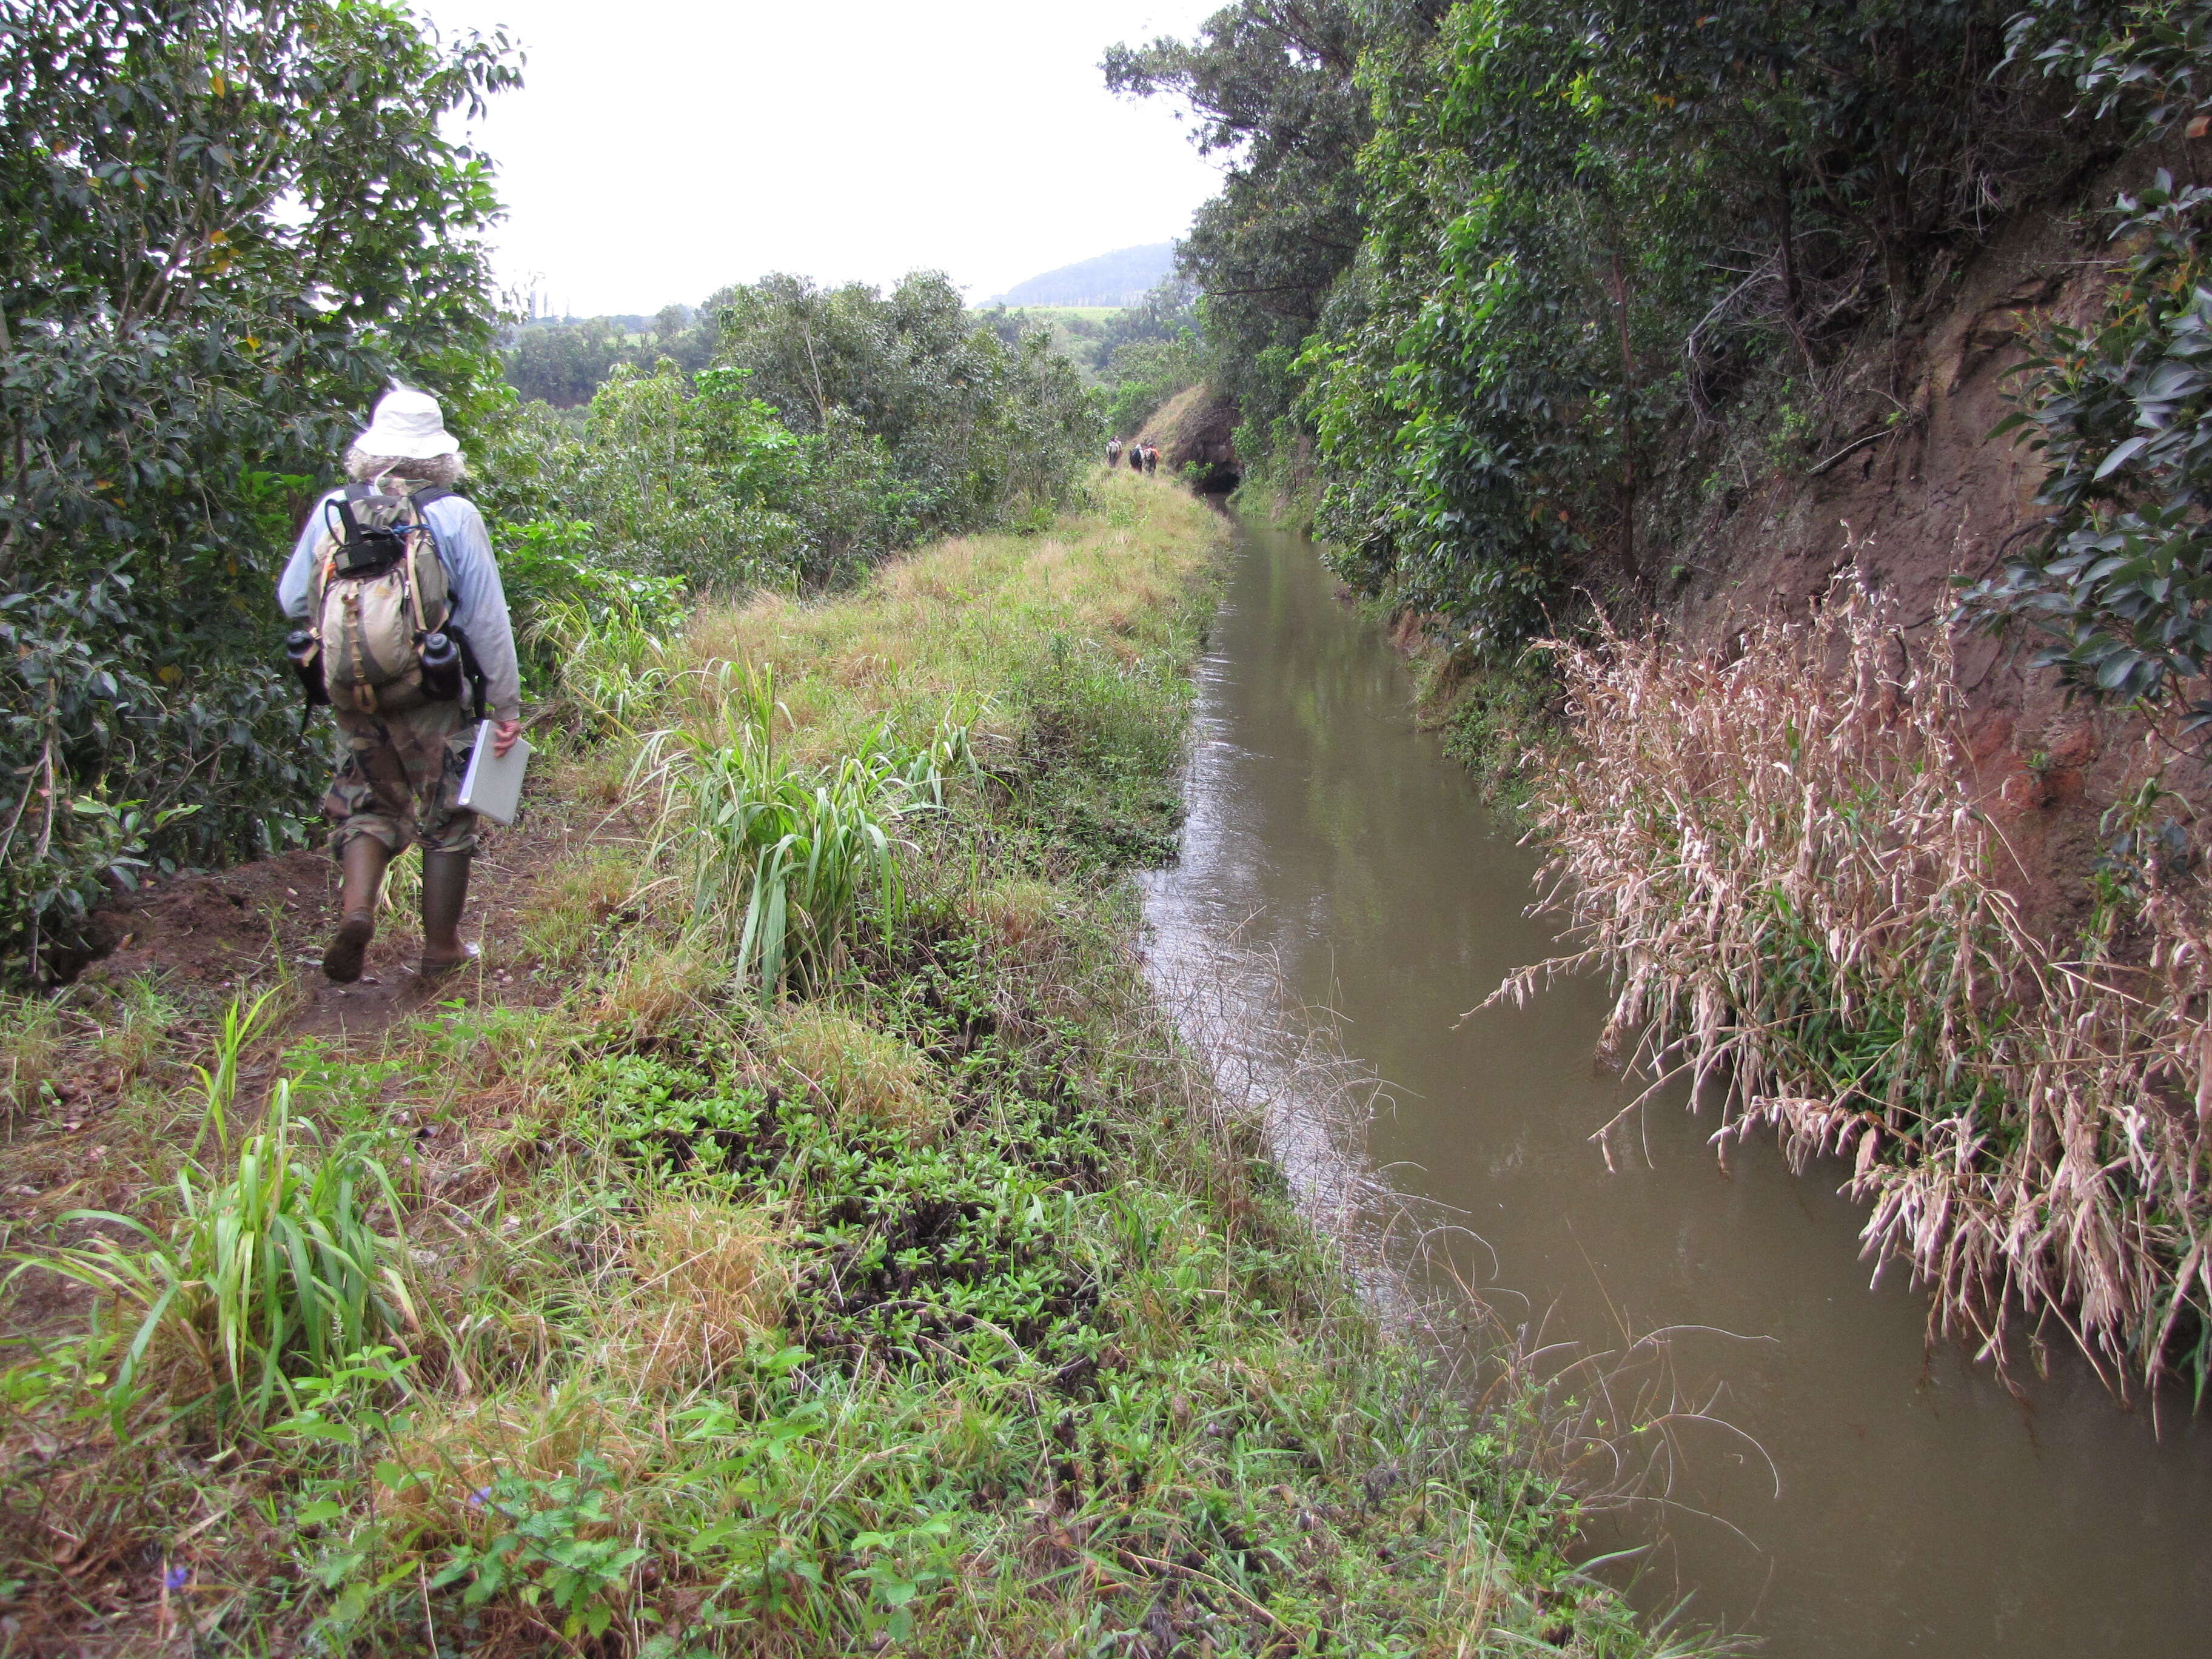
1496, 580, 2212, 1404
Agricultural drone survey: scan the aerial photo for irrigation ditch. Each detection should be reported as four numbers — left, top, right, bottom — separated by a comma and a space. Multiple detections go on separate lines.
1139, 510, 2212, 1656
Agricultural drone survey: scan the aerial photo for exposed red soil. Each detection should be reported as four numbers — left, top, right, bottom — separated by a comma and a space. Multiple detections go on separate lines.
1135, 385, 1241, 490
1655, 150, 2210, 934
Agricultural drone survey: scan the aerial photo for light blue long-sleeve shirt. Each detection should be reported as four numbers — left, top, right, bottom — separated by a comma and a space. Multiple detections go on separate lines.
278, 489, 522, 721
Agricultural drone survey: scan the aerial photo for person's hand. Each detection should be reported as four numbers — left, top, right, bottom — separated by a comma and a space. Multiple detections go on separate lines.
492, 718, 522, 759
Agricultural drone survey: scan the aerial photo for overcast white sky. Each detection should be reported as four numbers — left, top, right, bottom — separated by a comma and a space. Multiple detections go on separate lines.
409, 0, 1226, 318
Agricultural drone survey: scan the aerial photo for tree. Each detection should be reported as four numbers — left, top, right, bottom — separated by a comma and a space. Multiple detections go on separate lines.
0, 0, 517, 973
1267, 0, 2097, 652
1105, 1, 1396, 458
1960, 1, 2212, 724
504, 318, 628, 407
714, 271, 1098, 563
477, 361, 806, 592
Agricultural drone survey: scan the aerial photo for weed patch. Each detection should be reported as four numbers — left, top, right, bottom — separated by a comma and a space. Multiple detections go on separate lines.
1419, 645, 1564, 821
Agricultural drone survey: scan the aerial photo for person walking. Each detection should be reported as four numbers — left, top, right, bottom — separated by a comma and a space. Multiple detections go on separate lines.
1106, 437, 1123, 468
1128, 441, 1144, 471
1143, 443, 1159, 477
277, 386, 523, 984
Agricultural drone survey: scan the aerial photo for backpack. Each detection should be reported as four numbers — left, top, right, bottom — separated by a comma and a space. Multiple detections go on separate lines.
304, 478, 455, 716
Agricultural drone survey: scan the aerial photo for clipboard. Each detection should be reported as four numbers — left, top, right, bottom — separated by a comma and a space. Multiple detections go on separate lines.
455, 720, 532, 824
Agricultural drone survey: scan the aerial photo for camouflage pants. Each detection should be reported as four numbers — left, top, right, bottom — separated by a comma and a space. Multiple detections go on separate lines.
323, 700, 478, 857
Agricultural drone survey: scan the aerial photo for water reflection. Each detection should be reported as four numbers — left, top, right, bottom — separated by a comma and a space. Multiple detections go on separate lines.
1138, 515, 2212, 1657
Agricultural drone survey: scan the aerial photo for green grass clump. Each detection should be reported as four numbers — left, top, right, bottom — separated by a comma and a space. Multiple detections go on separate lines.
0, 993, 65, 1117
28, 1085, 412, 1428
1418, 646, 1563, 822
517, 849, 642, 968
0, 477, 1697, 1656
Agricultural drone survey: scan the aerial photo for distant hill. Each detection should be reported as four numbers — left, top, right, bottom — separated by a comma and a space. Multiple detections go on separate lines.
993, 244, 1176, 309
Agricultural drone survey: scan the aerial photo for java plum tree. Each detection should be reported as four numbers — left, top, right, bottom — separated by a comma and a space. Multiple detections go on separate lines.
1279, 0, 2093, 657
1104, 1, 1413, 469
714, 271, 1098, 567
0, 0, 517, 974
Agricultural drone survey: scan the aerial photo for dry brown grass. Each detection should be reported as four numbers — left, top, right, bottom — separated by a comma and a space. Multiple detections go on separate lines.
1493, 580, 2212, 1396
617, 1198, 786, 1387
589, 943, 722, 1037
766, 1004, 948, 1141
959, 878, 1064, 960
380, 1387, 651, 1537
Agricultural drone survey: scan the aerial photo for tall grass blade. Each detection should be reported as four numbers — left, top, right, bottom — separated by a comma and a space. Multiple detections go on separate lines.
1496, 577, 2212, 1397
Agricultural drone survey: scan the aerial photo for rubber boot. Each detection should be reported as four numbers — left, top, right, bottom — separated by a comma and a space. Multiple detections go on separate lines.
418, 849, 476, 978
323, 835, 391, 983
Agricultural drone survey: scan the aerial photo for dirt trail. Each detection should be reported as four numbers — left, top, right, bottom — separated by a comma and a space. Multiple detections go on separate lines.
0, 763, 617, 1329
79, 764, 610, 1042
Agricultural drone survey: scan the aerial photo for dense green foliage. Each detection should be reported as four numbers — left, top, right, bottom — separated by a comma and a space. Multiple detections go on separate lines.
484, 272, 1099, 597
0, 0, 516, 976
1962, 2, 2212, 728
712, 272, 1096, 551
478, 363, 812, 597
1117, 0, 2135, 652
502, 303, 722, 407
1095, 280, 1205, 434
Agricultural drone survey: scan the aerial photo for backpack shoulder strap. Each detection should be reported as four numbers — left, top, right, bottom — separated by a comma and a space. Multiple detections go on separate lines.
328, 481, 375, 546
309, 532, 339, 624
406, 486, 464, 611
402, 493, 462, 623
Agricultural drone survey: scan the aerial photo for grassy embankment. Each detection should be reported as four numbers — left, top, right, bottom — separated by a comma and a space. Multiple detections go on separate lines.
1, 471, 1686, 1653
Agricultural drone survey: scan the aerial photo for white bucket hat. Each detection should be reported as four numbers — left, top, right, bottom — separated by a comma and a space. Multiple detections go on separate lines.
352, 386, 459, 459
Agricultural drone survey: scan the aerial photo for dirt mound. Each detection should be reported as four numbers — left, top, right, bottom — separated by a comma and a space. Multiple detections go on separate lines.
84, 848, 332, 993
1134, 385, 1240, 490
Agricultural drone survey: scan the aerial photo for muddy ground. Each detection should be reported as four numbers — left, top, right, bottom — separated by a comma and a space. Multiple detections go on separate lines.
80, 763, 609, 1042
0, 758, 637, 1335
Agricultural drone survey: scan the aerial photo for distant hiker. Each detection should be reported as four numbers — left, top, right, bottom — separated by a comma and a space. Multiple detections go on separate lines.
1106, 437, 1123, 468
1144, 443, 1159, 476
277, 386, 523, 984
1128, 443, 1144, 471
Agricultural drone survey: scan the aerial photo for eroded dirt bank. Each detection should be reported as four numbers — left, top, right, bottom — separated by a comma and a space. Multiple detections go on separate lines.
1652, 153, 2206, 930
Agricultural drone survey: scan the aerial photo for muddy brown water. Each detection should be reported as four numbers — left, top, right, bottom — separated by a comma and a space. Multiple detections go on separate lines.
1138, 515, 2212, 1655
